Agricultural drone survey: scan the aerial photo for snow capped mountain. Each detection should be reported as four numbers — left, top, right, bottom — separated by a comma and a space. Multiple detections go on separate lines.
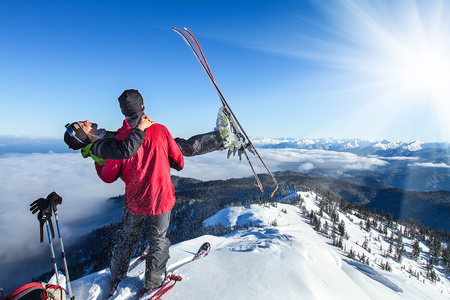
70, 192, 449, 300
253, 137, 449, 154
372, 140, 403, 151
402, 140, 427, 151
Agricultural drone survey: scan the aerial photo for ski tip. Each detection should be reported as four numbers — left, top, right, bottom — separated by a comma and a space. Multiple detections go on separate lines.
254, 183, 264, 193
201, 242, 211, 251
271, 185, 279, 198
200, 242, 211, 255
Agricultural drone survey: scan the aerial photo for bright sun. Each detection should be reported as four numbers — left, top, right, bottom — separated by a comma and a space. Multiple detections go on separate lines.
314, 0, 450, 140
386, 38, 450, 100
337, 0, 450, 100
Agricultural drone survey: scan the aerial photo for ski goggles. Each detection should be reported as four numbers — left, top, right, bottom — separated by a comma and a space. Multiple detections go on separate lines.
65, 123, 89, 145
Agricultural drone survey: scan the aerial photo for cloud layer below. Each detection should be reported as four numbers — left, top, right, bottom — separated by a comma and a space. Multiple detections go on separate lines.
0, 149, 388, 290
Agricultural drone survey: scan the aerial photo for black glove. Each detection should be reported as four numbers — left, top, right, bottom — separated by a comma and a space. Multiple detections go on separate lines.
30, 197, 49, 215
30, 194, 60, 243
46, 191, 63, 212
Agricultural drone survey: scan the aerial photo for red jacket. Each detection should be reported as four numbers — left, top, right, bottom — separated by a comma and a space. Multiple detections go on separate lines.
95, 121, 184, 216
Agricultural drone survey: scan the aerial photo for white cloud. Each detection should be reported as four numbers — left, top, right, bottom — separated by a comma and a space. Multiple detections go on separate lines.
0, 153, 124, 289
409, 162, 450, 169
262, 148, 388, 173
299, 163, 315, 172
378, 156, 419, 161
178, 148, 389, 179
0, 149, 390, 261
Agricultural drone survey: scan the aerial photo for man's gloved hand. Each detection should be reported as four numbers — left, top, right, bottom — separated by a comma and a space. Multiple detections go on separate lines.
215, 107, 251, 160
226, 132, 250, 160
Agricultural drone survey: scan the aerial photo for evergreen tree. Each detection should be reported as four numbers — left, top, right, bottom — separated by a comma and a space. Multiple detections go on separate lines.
338, 220, 346, 237
348, 248, 356, 259
322, 220, 329, 235
365, 218, 371, 232
426, 257, 435, 280
331, 209, 339, 224
338, 196, 348, 213
395, 244, 404, 263
442, 245, 450, 272
388, 241, 393, 255
362, 238, 369, 251
395, 230, 403, 248
381, 260, 392, 272
411, 239, 421, 261
429, 235, 442, 259
385, 211, 393, 228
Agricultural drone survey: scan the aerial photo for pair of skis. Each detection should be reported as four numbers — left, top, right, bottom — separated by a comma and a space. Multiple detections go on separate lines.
143, 242, 210, 300
173, 27, 279, 197
111, 242, 210, 300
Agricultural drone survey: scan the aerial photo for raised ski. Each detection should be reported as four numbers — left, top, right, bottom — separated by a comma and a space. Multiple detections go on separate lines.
172, 27, 278, 197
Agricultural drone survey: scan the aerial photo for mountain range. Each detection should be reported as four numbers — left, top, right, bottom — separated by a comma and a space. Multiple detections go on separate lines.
254, 137, 449, 155
2, 136, 448, 155
253, 138, 450, 192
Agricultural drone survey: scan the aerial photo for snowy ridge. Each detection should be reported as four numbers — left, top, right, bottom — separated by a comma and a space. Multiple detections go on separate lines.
252, 137, 449, 152
70, 192, 449, 300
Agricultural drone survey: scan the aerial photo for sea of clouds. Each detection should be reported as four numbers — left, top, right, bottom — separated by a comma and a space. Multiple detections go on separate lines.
0, 148, 389, 291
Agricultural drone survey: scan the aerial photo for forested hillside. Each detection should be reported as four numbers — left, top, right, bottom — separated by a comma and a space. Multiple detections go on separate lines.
33, 172, 450, 283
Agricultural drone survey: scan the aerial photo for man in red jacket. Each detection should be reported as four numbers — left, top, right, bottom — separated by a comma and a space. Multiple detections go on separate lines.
96, 90, 184, 291
64, 89, 246, 291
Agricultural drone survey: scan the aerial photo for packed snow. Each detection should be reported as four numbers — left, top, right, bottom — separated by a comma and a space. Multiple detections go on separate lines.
67, 191, 449, 300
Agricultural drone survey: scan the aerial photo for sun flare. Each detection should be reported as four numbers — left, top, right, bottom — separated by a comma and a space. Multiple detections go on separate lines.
378, 30, 450, 100
309, 0, 450, 140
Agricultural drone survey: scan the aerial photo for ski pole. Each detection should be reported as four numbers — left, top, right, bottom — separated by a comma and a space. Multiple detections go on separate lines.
53, 208, 74, 299
44, 215, 61, 287
47, 192, 74, 300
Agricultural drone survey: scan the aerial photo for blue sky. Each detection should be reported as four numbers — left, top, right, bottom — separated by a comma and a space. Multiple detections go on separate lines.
1, 0, 449, 142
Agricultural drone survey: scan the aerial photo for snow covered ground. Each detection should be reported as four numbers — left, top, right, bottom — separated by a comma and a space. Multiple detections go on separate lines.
70, 193, 449, 299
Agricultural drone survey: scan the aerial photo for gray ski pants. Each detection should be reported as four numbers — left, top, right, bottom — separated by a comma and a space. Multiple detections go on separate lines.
110, 209, 171, 289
